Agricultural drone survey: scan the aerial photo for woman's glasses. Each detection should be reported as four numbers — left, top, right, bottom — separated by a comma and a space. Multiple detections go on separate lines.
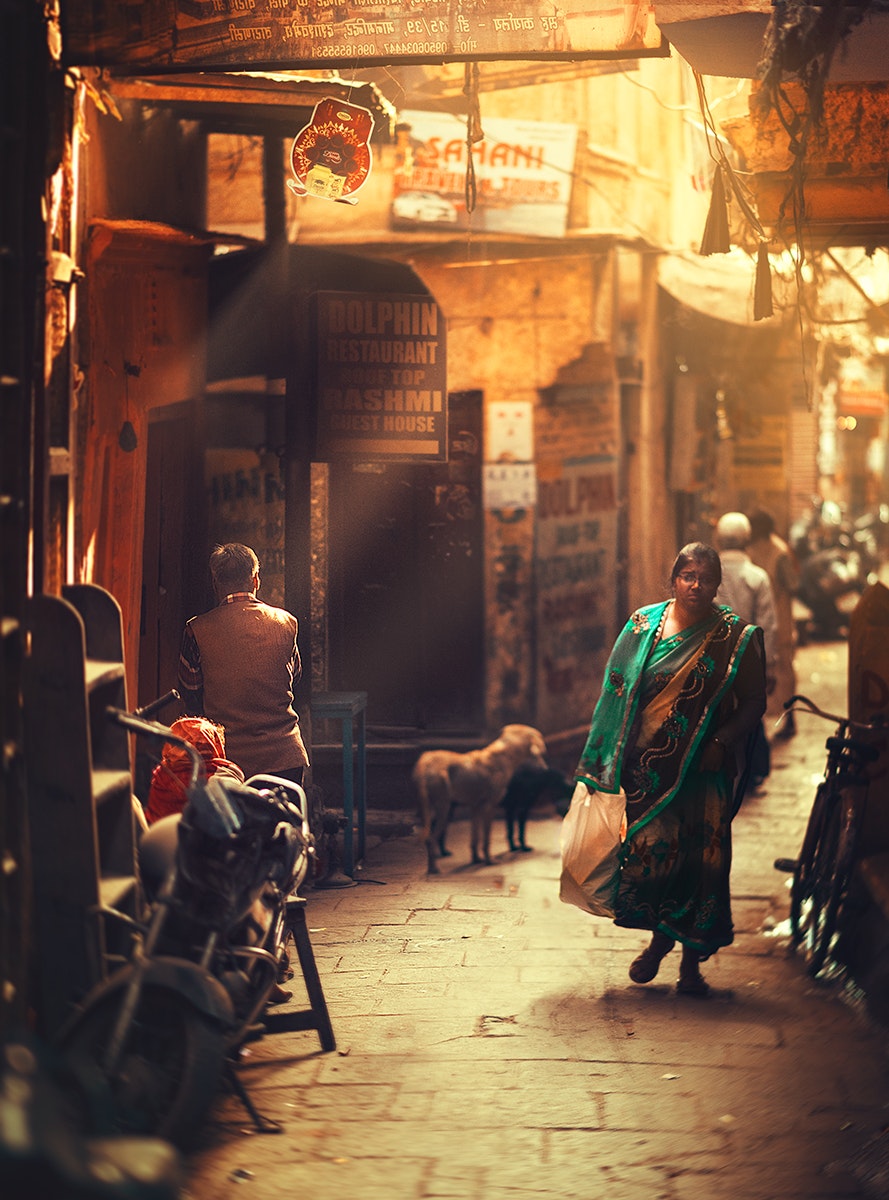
676, 571, 718, 587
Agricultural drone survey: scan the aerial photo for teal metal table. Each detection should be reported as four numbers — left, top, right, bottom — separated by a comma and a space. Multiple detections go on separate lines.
311, 691, 367, 877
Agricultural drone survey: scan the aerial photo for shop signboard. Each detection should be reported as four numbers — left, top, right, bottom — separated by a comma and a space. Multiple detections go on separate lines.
206, 448, 286, 603
732, 412, 787, 494
534, 459, 618, 732
61, 1, 665, 70
392, 111, 578, 238
533, 383, 618, 730
838, 388, 889, 417
838, 358, 889, 417
315, 290, 447, 462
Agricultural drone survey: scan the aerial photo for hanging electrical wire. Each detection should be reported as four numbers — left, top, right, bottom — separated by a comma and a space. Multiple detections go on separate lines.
752, 2, 876, 314
694, 70, 774, 320
463, 62, 484, 216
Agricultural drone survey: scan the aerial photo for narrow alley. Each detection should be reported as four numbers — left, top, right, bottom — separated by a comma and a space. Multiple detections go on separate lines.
183, 638, 889, 1200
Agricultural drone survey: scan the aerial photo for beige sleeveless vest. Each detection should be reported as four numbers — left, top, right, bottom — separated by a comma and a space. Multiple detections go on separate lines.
188, 597, 309, 778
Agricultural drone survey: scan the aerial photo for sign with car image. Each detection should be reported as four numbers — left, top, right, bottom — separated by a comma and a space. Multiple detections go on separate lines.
391, 112, 579, 238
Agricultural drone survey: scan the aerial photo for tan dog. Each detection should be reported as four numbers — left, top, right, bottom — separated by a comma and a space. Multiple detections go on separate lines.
414, 724, 548, 873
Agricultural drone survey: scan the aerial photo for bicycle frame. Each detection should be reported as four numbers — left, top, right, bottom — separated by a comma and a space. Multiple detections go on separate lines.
776, 694, 885, 978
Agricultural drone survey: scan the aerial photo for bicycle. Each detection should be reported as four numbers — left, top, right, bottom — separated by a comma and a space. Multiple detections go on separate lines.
773, 694, 886, 979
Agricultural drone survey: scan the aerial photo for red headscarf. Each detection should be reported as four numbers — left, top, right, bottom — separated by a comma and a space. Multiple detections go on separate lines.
145, 717, 245, 825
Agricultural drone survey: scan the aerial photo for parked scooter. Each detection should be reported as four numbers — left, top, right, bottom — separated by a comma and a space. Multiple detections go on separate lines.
791, 500, 866, 640
59, 705, 335, 1150
852, 503, 889, 585
796, 544, 865, 639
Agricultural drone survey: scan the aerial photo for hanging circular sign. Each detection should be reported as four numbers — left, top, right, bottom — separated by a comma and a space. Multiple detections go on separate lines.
289, 98, 375, 204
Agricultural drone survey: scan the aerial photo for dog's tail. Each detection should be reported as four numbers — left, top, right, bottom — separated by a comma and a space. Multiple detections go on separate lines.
413, 756, 455, 846
412, 758, 431, 839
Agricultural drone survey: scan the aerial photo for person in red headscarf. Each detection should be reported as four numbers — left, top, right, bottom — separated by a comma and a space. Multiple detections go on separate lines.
144, 716, 245, 825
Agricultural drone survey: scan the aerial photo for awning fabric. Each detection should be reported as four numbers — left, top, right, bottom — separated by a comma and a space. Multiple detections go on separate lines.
658, 249, 791, 327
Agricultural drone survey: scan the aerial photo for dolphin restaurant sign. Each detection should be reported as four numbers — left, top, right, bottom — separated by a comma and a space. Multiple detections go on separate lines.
61, 1, 665, 70
315, 292, 447, 463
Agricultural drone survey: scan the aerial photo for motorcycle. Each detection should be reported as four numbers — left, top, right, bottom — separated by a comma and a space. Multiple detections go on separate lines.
0, 1028, 183, 1200
791, 500, 866, 640
852, 503, 889, 585
796, 543, 865, 639
59, 705, 335, 1150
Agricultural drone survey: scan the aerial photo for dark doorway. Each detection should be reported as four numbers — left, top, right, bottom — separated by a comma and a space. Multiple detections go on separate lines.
138, 404, 204, 710
328, 391, 484, 733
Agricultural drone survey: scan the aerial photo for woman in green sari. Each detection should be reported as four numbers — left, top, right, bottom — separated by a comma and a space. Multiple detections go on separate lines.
575, 543, 767, 995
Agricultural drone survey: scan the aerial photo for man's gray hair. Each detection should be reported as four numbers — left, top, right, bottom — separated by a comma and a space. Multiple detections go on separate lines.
209, 543, 260, 595
715, 512, 751, 550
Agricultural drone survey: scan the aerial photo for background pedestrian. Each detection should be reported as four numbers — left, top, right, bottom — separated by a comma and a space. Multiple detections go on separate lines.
714, 512, 778, 785
748, 508, 800, 737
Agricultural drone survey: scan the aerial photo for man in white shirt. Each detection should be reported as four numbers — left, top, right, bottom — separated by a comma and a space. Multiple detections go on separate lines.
715, 512, 778, 786
748, 509, 800, 737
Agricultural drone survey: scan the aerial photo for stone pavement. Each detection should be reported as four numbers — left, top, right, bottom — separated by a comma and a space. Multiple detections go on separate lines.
183, 640, 889, 1200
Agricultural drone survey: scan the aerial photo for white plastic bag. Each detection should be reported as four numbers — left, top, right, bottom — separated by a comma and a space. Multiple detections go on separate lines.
559, 780, 625, 918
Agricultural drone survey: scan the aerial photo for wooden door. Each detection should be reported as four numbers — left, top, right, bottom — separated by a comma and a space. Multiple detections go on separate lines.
138, 406, 204, 710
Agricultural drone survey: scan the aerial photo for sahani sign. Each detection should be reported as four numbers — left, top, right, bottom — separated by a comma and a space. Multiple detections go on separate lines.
61, 1, 665, 70
315, 291, 448, 462
393, 111, 578, 238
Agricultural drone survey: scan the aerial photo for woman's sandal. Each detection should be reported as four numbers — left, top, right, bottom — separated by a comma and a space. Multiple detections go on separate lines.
676, 971, 711, 997
628, 934, 675, 983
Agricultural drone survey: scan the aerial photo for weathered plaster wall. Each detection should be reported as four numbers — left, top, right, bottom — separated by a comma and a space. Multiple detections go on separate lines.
627, 251, 672, 605
723, 82, 889, 237
81, 88, 207, 229
418, 255, 609, 396
405, 252, 621, 730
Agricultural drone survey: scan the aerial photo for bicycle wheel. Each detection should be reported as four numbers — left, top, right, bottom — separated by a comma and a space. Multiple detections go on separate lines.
790, 781, 833, 946
62, 982, 225, 1150
791, 784, 853, 977
809, 802, 858, 978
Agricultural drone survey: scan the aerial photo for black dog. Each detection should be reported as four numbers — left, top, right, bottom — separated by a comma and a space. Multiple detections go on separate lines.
501, 765, 573, 853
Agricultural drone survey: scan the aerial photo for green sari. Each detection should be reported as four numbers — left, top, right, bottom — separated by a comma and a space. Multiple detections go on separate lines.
576, 601, 763, 954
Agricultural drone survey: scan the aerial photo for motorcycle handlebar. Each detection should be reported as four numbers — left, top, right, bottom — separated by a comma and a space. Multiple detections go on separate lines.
133, 688, 180, 719
105, 708, 311, 825
106, 705, 205, 790
245, 774, 309, 827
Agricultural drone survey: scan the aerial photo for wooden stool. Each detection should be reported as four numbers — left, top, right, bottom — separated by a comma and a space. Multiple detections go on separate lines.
262, 896, 335, 1052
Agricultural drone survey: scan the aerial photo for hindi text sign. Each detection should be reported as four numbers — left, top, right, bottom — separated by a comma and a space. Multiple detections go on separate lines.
62, 1, 665, 70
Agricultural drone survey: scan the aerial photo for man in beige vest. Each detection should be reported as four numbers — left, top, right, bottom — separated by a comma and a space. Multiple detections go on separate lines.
177, 543, 310, 784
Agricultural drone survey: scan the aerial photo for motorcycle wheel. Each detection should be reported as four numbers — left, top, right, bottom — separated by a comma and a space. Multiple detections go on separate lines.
62, 983, 225, 1150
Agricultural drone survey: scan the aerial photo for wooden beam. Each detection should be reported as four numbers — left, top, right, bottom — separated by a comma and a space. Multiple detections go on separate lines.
751, 172, 889, 239
104, 72, 395, 139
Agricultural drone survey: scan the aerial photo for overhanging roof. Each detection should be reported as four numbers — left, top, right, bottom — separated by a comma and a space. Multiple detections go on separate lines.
105, 71, 396, 139
655, 5, 889, 81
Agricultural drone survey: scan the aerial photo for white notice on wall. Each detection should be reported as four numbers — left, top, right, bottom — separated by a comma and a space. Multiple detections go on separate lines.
487, 401, 534, 462
484, 463, 537, 510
